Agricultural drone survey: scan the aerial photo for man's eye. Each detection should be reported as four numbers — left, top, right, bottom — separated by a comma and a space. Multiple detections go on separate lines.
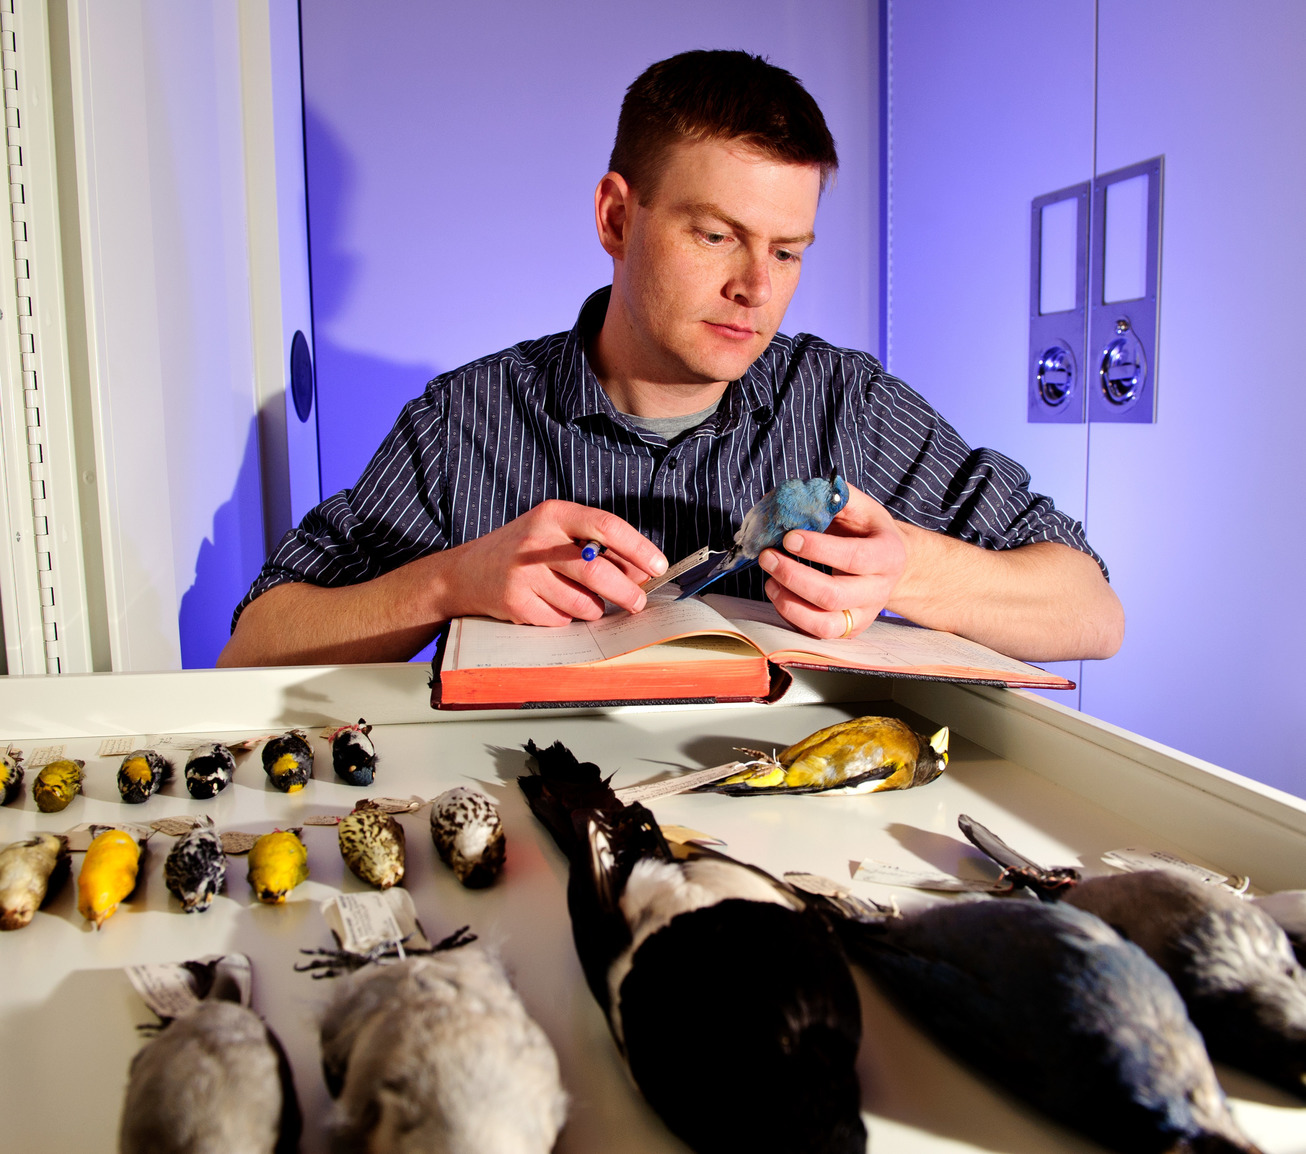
775, 249, 798, 263
700, 231, 728, 244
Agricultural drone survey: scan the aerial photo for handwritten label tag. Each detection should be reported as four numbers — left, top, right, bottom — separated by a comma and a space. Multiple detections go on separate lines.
852, 858, 1012, 893
25, 745, 66, 768
362, 797, 427, 814
659, 824, 725, 847
126, 954, 251, 1020
151, 816, 205, 837
321, 889, 431, 955
220, 831, 260, 855
97, 737, 147, 758
303, 814, 342, 827
1100, 848, 1235, 888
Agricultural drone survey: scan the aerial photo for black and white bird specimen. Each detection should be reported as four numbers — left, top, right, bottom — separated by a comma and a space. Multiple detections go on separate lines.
429, 787, 506, 888
324, 719, 378, 786
834, 895, 1263, 1154
184, 743, 239, 800
961, 813, 1306, 1100
315, 942, 566, 1154
164, 818, 227, 913
518, 739, 866, 1154
119, 961, 301, 1154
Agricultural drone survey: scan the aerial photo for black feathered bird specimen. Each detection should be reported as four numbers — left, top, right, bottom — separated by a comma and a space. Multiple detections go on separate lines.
961, 813, 1306, 1101
835, 896, 1262, 1154
518, 739, 866, 1154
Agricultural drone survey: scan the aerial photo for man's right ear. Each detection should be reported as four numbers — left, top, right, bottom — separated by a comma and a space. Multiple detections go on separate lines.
594, 172, 633, 260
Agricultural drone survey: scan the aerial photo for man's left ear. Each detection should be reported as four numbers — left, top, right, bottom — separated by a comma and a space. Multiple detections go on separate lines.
594, 171, 633, 259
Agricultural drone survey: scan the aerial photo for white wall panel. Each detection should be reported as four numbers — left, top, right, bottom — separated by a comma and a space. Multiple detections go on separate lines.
1081, 0, 1306, 795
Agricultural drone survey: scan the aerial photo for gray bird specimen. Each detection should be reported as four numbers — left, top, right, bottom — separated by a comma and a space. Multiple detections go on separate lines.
429, 787, 505, 888
318, 946, 566, 1154
674, 471, 850, 599
837, 897, 1261, 1154
1065, 870, 1306, 1099
959, 813, 1306, 1100
119, 999, 301, 1154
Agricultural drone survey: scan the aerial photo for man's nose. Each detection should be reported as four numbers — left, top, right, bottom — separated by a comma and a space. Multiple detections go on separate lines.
726, 250, 772, 307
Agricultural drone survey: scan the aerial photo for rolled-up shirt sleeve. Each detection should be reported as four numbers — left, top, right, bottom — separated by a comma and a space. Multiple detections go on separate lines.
231, 384, 450, 631
855, 362, 1107, 577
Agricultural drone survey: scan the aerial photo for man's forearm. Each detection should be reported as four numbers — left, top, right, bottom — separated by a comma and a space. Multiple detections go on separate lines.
888, 529, 1124, 662
216, 553, 450, 667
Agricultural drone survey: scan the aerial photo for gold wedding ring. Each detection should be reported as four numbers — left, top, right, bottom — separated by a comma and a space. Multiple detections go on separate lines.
840, 609, 856, 639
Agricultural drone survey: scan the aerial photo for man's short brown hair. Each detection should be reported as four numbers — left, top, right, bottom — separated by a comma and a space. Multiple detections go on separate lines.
609, 50, 838, 203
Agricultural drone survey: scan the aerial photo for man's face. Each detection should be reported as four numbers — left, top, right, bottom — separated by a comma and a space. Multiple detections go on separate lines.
609, 139, 821, 387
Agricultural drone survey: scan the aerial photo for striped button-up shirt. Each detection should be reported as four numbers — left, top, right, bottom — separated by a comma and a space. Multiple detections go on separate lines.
234, 288, 1102, 628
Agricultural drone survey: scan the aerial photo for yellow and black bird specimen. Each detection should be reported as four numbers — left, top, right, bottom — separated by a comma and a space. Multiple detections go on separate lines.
248, 829, 309, 905
78, 827, 142, 929
185, 743, 238, 800
701, 715, 948, 796
316, 944, 566, 1153
119, 960, 301, 1154
0, 747, 24, 805
0, 833, 69, 930
262, 730, 313, 793
324, 719, 378, 786
962, 813, 1306, 1102
519, 739, 866, 1154
429, 786, 506, 888
117, 749, 173, 804
337, 803, 405, 889
164, 819, 227, 913
833, 896, 1262, 1154
32, 758, 85, 812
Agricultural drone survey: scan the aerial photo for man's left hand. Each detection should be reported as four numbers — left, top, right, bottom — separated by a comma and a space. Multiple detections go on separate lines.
758, 483, 905, 639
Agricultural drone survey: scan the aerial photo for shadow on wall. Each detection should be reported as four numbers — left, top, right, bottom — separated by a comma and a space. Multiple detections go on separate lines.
305, 105, 441, 500
178, 416, 266, 668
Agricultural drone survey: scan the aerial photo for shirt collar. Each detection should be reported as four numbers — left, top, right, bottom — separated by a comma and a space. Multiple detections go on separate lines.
554, 285, 779, 432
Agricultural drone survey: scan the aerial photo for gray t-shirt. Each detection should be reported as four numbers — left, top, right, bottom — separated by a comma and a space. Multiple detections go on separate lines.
619, 397, 723, 445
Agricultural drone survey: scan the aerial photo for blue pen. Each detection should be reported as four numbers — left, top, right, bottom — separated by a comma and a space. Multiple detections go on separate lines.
580, 539, 604, 562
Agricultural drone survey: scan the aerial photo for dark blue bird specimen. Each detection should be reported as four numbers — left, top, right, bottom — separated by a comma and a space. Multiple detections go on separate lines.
835, 897, 1261, 1154
675, 472, 849, 599
518, 740, 866, 1154
961, 812, 1306, 1101
324, 719, 377, 786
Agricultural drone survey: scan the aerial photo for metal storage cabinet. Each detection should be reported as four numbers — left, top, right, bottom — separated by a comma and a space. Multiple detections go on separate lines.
1, 665, 1303, 1152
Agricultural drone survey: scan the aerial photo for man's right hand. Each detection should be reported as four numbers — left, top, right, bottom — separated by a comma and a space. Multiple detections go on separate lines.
218, 501, 668, 667
435, 499, 667, 627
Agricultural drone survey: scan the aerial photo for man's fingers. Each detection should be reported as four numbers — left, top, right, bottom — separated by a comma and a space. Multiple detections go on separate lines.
556, 554, 648, 614
764, 579, 869, 640
759, 548, 871, 612
546, 502, 667, 578
827, 481, 897, 536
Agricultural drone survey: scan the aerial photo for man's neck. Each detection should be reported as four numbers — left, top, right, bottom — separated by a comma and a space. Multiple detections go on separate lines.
587, 304, 729, 419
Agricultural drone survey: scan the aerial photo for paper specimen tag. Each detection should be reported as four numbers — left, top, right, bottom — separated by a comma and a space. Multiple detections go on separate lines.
1252, 891, 1306, 934
852, 858, 1012, 893
361, 796, 427, 814
97, 737, 150, 758
150, 816, 206, 837
785, 872, 855, 899
25, 745, 66, 768
616, 761, 759, 804
322, 889, 431, 955
220, 831, 260, 855
126, 954, 252, 1020
659, 824, 725, 847
64, 822, 154, 852
1101, 848, 1235, 887
302, 814, 343, 827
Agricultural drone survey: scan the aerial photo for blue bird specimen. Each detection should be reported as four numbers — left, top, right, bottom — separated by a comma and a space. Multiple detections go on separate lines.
675, 471, 849, 599
961, 813, 1306, 1101
835, 897, 1261, 1154
519, 740, 866, 1154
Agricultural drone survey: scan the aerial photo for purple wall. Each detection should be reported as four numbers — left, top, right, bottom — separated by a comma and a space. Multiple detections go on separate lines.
300, 0, 877, 498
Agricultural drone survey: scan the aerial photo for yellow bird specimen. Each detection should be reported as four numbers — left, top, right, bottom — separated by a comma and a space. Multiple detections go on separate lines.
247, 828, 309, 904
33, 758, 86, 812
77, 828, 142, 928
704, 716, 949, 796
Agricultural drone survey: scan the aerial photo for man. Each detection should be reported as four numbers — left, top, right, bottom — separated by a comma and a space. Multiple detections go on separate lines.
219, 50, 1122, 669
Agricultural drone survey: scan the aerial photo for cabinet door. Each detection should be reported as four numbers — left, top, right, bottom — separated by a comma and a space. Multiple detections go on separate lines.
1083, 1, 1306, 795
885, 0, 1097, 704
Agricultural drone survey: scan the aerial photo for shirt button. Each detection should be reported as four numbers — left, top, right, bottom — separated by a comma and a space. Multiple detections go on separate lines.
667, 456, 678, 469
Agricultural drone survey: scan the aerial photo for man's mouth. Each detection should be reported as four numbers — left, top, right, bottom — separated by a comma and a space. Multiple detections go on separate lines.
704, 321, 757, 341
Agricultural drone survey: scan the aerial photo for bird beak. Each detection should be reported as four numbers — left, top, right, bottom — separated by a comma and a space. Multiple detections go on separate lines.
928, 726, 950, 764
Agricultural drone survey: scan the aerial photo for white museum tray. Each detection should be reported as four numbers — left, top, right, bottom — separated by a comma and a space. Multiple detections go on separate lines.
1, 663, 1303, 1153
